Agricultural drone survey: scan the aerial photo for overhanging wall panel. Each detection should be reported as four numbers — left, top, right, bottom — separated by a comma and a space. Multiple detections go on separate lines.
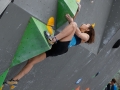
79, 0, 113, 54
13, 0, 114, 54
57, 0, 113, 54
99, 0, 120, 52
0, 0, 120, 90
5, 30, 120, 90
0, 3, 31, 75
14, 0, 57, 25
0, 0, 11, 15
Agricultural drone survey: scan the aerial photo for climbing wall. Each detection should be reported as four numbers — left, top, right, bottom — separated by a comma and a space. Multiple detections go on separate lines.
77, 0, 114, 54
0, 0, 120, 90
10, 17, 51, 67
56, 0, 78, 28
99, 0, 120, 52
0, 0, 11, 15
13, 0, 114, 55
0, 3, 31, 87
14, 0, 57, 25
0, 3, 31, 75
57, 0, 113, 54
5, 30, 120, 90
0, 3, 52, 86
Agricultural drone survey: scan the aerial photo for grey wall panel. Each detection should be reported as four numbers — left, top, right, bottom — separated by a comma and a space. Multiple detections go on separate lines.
99, 0, 120, 52
88, 30, 120, 90
0, 0, 120, 90
57, 0, 113, 54
0, 0, 11, 15
0, 3, 31, 75
5, 30, 120, 90
45, 30, 120, 90
78, 0, 113, 54
14, 0, 57, 25
14, 0, 113, 54
5, 44, 96, 90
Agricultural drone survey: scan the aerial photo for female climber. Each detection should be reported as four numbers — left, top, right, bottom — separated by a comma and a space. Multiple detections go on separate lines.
6, 6, 95, 86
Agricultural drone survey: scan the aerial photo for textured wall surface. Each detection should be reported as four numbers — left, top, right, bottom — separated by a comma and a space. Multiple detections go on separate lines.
57, 0, 113, 54
0, 0, 11, 15
14, 0, 57, 25
75, 0, 114, 54
0, 3, 31, 75
14, 0, 114, 54
5, 29, 120, 90
99, 0, 120, 52
0, 0, 120, 90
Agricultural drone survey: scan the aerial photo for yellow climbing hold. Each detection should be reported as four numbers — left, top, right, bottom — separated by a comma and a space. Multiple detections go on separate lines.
47, 26, 54, 35
47, 17, 54, 27
0, 85, 4, 90
76, 0, 81, 4
10, 85, 16, 90
47, 17, 55, 35
92, 23, 95, 28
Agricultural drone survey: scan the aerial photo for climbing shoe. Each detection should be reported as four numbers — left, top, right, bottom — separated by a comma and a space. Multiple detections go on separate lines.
6, 79, 18, 86
44, 31, 57, 45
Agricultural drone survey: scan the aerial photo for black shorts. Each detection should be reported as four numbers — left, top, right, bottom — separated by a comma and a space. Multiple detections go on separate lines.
46, 41, 70, 57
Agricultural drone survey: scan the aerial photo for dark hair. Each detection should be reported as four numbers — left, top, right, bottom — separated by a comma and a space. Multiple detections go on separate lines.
85, 25, 95, 44
111, 78, 116, 83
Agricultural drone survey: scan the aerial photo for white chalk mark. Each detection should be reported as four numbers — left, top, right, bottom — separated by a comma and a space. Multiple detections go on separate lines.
85, 59, 92, 66
27, 80, 34, 84
16, 24, 22, 29
86, 52, 92, 58
99, 77, 107, 86
105, 49, 111, 57
74, 70, 78, 73
103, 27, 116, 45
6, 12, 8, 14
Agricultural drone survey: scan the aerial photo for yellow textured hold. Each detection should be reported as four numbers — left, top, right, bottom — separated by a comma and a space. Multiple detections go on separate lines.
10, 85, 16, 90
92, 23, 95, 28
0, 85, 4, 90
47, 26, 54, 35
76, 0, 81, 4
47, 17, 54, 26
47, 17, 54, 35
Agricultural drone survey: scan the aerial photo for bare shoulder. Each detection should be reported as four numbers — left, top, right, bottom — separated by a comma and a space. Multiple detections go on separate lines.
82, 33, 89, 39
81, 33, 90, 42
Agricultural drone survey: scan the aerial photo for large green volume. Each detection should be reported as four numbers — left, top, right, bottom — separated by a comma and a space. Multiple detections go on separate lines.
0, 69, 9, 87
56, 0, 78, 29
0, 17, 51, 87
10, 17, 51, 67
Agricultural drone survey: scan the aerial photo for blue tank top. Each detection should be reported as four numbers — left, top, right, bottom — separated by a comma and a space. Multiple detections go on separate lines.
68, 35, 81, 47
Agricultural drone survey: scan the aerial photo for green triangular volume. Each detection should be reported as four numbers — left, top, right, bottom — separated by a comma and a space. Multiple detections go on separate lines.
10, 17, 51, 67
56, 0, 78, 29
0, 69, 9, 87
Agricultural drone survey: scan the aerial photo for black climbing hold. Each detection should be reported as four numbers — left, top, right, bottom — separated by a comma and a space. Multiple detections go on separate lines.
112, 39, 120, 48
